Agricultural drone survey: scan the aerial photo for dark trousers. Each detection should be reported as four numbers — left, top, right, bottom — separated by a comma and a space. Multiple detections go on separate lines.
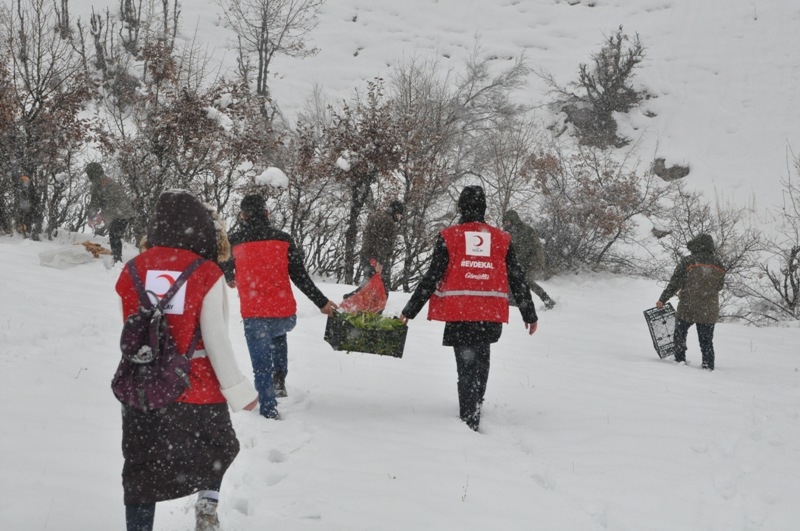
508, 271, 552, 306
125, 503, 155, 531
454, 344, 491, 431
108, 218, 129, 262
674, 319, 716, 369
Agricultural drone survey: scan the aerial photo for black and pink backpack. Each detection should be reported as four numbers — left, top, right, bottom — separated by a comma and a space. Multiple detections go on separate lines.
111, 257, 205, 411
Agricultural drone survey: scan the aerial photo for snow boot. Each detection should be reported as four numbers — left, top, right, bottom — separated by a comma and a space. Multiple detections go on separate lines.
274, 372, 287, 398
195, 498, 220, 531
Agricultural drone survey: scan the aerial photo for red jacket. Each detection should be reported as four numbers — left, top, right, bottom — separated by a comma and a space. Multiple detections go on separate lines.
232, 240, 297, 318
224, 217, 329, 318
116, 247, 226, 404
427, 222, 511, 323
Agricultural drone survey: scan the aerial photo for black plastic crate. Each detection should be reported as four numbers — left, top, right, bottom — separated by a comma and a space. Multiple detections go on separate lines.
643, 302, 677, 359
324, 313, 408, 358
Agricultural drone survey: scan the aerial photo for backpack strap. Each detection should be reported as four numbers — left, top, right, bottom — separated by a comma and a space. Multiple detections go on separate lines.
126, 257, 207, 356
155, 257, 207, 310
126, 260, 152, 309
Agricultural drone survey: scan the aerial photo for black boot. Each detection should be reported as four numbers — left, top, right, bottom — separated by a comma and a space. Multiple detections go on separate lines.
274, 372, 287, 398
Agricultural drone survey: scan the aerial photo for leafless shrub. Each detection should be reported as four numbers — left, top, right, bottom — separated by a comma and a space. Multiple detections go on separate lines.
525, 139, 671, 273
737, 164, 800, 323
218, 0, 323, 96
542, 26, 648, 149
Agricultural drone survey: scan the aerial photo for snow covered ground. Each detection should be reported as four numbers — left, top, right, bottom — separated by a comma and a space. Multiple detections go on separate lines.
1, 234, 799, 530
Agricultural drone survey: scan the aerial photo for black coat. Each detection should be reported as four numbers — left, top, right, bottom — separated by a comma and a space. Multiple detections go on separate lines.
121, 402, 239, 504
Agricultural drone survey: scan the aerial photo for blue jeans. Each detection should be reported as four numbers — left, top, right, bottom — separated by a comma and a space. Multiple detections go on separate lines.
243, 316, 296, 417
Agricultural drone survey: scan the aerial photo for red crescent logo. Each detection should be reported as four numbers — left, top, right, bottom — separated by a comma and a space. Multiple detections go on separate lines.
154, 274, 176, 297
474, 235, 484, 247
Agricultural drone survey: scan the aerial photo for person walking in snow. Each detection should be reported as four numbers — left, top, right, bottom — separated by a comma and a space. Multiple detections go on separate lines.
502, 210, 556, 309
223, 194, 337, 419
115, 189, 258, 531
15, 175, 41, 240
400, 186, 538, 431
86, 162, 135, 263
656, 233, 726, 370
346, 199, 405, 299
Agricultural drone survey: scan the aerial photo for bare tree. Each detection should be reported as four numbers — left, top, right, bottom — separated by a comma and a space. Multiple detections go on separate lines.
738, 167, 800, 322
473, 115, 542, 222
324, 78, 403, 284
277, 121, 348, 279
53, 0, 71, 39
0, 0, 92, 238
387, 50, 531, 290
527, 139, 672, 273
218, 0, 323, 95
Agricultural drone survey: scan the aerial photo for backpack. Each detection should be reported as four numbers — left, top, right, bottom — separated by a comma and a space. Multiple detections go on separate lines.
111, 257, 206, 411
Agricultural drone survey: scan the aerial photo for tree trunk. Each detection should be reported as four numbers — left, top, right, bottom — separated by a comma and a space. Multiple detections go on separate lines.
343, 175, 372, 284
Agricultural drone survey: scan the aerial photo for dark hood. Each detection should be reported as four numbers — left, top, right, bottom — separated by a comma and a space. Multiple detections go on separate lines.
687, 233, 715, 254
85, 162, 104, 183
502, 210, 522, 226
147, 189, 217, 261
458, 186, 486, 223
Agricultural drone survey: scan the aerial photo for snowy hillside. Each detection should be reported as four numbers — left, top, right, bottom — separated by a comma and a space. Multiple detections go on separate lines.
67, 0, 800, 213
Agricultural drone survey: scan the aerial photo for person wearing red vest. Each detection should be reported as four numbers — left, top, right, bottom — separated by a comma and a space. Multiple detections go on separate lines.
401, 186, 538, 432
223, 194, 337, 420
115, 190, 258, 531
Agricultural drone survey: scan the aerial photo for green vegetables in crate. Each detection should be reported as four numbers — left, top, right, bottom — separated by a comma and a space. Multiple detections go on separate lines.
330, 311, 407, 357
339, 311, 405, 330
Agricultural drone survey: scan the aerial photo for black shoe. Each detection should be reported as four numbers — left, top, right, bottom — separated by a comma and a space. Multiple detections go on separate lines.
274, 372, 287, 398
461, 415, 480, 432
702, 364, 714, 371
543, 298, 556, 310
262, 409, 281, 420
674, 356, 686, 364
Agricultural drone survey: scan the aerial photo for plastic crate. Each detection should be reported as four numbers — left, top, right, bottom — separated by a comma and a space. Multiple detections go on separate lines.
643, 302, 677, 359
324, 313, 407, 358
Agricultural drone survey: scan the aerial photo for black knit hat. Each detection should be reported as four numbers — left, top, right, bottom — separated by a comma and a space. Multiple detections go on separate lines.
240, 194, 266, 217
146, 189, 217, 261
458, 185, 486, 222
85, 162, 104, 181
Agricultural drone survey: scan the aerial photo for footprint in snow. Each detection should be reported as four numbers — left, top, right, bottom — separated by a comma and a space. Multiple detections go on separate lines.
268, 448, 287, 463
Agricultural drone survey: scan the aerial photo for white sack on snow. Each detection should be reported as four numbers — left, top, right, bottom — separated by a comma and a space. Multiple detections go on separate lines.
38, 246, 94, 269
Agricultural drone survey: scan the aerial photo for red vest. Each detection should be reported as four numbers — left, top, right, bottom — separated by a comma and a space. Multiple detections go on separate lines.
427, 222, 510, 323
232, 240, 296, 318
115, 246, 226, 404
